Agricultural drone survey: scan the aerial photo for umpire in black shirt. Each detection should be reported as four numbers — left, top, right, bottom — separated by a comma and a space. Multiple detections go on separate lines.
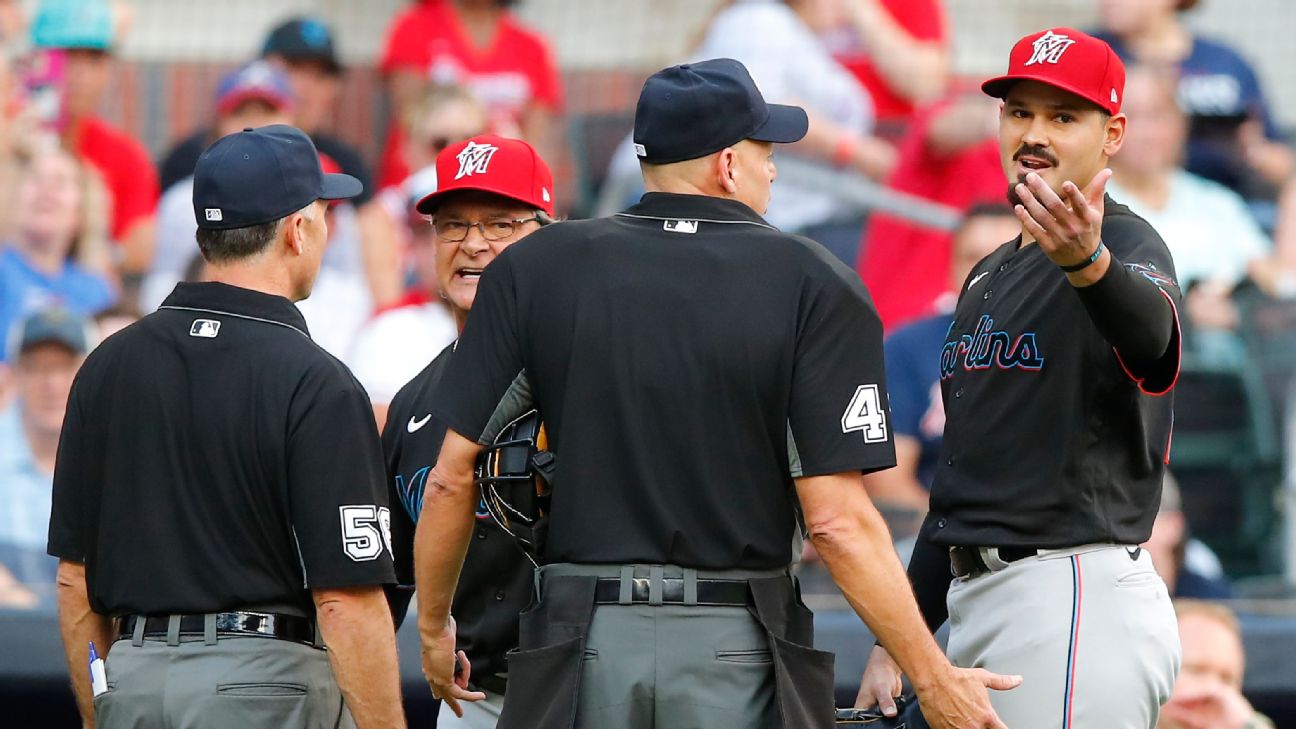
48, 125, 406, 729
413, 59, 1017, 729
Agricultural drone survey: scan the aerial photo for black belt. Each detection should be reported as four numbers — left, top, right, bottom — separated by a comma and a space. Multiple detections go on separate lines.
593, 577, 751, 606
117, 612, 316, 645
949, 545, 1038, 579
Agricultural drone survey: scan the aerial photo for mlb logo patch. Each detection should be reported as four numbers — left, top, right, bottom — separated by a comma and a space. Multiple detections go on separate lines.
190, 319, 221, 338
205, 208, 223, 222
663, 219, 698, 234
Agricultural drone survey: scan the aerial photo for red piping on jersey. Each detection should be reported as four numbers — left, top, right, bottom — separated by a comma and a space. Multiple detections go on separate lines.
1113, 288, 1181, 397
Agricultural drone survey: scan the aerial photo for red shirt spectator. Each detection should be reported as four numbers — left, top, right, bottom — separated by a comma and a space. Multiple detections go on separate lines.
834, 0, 948, 125
72, 116, 158, 243
856, 94, 1004, 330
377, 0, 563, 188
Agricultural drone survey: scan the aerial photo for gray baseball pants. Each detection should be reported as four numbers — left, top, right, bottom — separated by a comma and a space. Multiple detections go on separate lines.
946, 544, 1181, 729
94, 628, 354, 729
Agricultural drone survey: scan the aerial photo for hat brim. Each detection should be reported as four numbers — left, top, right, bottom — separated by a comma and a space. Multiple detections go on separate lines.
320, 172, 363, 201
981, 74, 1116, 114
749, 104, 809, 144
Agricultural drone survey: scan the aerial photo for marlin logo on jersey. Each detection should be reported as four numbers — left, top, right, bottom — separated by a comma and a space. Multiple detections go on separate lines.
1025, 30, 1076, 66
393, 467, 492, 523
1125, 262, 1177, 290
454, 142, 498, 180
940, 315, 1045, 380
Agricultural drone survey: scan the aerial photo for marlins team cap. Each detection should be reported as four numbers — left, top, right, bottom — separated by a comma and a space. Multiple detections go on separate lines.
193, 124, 362, 230
215, 61, 295, 116
982, 28, 1126, 115
633, 58, 808, 165
415, 134, 556, 217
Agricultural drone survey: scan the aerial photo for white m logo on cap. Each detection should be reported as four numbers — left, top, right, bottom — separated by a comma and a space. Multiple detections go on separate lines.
454, 142, 499, 180
1025, 30, 1076, 66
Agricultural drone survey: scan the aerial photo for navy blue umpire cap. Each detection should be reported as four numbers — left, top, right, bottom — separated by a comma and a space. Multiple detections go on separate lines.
632, 58, 808, 165
193, 124, 362, 230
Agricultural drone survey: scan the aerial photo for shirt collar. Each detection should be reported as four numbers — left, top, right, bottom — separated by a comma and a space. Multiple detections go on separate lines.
160, 282, 311, 337
619, 192, 773, 228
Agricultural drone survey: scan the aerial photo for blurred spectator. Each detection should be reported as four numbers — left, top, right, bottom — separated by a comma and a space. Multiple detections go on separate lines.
862, 204, 1018, 520
157, 18, 404, 309
1145, 471, 1233, 599
375, 84, 488, 271
378, 0, 563, 189
686, 0, 895, 260
1109, 65, 1271, 362
1110, 65, 1270, 288
827, 0, 950, 129
0, 145, 115, 360
1095, 0, 1293, 205
32, 0, 159, 285
0, 307, 94, 604
348, 168, 457, 426
1159, 600, 1274, 729
856, 90, 1004, 329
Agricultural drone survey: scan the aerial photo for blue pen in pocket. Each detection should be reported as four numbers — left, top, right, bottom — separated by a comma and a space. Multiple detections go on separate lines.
88, 642, 108, 697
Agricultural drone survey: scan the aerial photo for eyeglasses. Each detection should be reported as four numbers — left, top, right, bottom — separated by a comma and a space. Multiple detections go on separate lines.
434, 216, 541, 242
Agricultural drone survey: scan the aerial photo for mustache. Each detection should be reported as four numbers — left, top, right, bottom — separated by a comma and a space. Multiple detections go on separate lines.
1013, 145, 1058, 166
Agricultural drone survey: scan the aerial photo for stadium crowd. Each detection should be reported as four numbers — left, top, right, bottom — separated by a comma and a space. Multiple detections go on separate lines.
1, 0, 1295, 725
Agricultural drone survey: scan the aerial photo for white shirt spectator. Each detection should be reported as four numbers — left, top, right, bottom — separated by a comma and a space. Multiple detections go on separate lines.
1109, 171, 1270, 287
345, 300, 457, 404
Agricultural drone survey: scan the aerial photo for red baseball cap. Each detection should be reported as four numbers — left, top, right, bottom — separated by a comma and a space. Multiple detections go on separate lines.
415, 134, 555, 216
982, 28, 1125, 115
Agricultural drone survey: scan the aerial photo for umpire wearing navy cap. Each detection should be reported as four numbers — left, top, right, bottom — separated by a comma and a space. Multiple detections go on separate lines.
413, 59, 1016, 729
48, 125, 407, 729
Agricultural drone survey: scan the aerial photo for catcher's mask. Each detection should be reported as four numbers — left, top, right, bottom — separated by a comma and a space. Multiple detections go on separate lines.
475, 409, 554, 564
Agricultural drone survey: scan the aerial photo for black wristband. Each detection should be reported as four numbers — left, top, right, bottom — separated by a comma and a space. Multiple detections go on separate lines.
1059, 240, 1104, 273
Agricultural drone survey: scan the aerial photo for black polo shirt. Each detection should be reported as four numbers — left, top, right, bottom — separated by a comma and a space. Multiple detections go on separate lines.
432, 192, 896, 569
382, 342, 534, 678
47, 282, 395, 617
925, 197, 1181, 549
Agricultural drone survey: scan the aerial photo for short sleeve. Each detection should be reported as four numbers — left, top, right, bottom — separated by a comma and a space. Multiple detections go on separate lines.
431, 253, 525, 442
286, 365, 396, 589
48, 377, 90, 560
788, 259, 897, 477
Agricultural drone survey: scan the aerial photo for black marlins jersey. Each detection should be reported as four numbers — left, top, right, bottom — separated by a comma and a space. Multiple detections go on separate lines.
382, 342, 534, 679
926, 197, 1181, 548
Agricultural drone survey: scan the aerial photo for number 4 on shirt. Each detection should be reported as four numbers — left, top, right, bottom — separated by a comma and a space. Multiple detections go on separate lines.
841, 384, 889, 443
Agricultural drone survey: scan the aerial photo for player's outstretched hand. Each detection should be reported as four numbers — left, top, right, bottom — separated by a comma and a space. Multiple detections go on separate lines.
1013, 168, 1110, 270
856, 644, 905, 716
916, 664, 1022, 729
420, 615, 485, 717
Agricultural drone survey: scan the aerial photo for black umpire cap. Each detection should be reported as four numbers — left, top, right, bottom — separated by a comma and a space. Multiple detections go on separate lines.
632, 57, 808, 165
193, 124, 362, 230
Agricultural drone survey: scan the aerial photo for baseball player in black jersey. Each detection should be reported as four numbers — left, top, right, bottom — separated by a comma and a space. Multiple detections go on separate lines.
413, 58, 1017, 729
383, 134, 556, 727
859, 28, 1182, 729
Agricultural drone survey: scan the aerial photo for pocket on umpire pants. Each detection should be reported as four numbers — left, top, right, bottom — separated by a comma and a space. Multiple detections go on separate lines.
215, 682, 312, 727
497, 636, 585, 729
769, 634, 836, 729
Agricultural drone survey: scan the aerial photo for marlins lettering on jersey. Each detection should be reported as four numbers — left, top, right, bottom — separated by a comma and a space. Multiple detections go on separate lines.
940, 315, 1045, 379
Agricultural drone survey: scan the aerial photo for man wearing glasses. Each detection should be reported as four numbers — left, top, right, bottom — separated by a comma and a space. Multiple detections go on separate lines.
382, 133, 556, 728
